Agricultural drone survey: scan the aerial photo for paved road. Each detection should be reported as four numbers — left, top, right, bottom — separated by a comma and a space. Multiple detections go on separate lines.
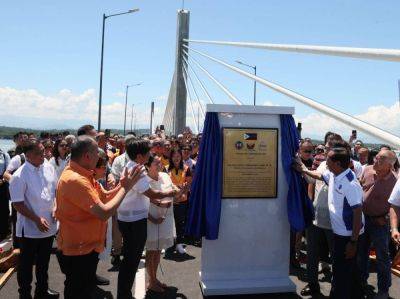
1, 245, 400, 298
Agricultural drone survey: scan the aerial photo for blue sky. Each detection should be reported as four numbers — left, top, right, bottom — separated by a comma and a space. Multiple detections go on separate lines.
0, 0, 399, 140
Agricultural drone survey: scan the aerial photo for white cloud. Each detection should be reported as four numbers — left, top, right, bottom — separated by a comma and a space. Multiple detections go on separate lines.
1, 86, 399, 141
0, 87, 165, 129
262, 100, 277, 106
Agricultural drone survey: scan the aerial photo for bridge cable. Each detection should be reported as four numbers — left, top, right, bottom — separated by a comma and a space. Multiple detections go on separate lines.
182, 55, 214, 104
182, 67, 200, 133
184, 45, 400, 147
182, 49, 243, 105
183, 39, 400, 63
182, 63, 206, 119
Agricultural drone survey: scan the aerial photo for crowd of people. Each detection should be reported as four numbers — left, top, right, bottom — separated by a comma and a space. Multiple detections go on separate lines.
0, 125, 400, 299
0, 125, 200, 299
293, 132, 400, 299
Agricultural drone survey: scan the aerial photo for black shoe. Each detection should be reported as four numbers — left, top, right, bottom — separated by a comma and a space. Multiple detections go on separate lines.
111, 254, 121, 267
33, 288, 59, 298
300, 283, 320, 296
96, 274, 110, 286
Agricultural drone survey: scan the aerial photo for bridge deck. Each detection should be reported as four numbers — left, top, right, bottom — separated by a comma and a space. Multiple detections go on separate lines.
1, 245, 400, 298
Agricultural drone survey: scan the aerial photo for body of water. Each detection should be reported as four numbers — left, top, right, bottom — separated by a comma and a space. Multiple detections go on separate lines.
0, 139, 15, 152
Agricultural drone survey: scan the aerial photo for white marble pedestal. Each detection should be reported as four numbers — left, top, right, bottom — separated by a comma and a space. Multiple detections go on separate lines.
200, 104, 296, 296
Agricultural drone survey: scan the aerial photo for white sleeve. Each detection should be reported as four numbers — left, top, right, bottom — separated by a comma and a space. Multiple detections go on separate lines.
344, 181, 363, 208
136, 176, 150, 194
111, 158, 123, 180
389, 179, 400, 207
6, 155, 21, 173
353, 161, 363, 179
9, 172, 26, 203
321, 170, 331, 185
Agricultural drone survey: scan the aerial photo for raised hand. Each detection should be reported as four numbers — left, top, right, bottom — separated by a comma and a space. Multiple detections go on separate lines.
120, 165, 145, 191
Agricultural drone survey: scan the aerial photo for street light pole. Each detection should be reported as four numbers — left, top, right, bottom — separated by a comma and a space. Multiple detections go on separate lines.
130, 104, 134, 132
236, 60, 257, 106
98, 14, 106, 132
97, 8, 140, 132
123, 82, 142, 135
253, 65, 257, 106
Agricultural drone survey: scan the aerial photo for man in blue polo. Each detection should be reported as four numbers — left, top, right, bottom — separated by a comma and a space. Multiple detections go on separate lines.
296, 141, 364, 299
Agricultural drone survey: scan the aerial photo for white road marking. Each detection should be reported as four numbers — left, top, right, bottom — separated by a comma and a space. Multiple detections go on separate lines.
134, 259, 146, 299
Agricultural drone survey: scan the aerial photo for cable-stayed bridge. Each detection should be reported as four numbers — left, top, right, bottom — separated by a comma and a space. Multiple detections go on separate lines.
162, 9, 400, 148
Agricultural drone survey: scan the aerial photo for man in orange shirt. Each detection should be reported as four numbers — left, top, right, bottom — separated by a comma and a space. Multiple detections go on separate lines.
56, 136, 142, 299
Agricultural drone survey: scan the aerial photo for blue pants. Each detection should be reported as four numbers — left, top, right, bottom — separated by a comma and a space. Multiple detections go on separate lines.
357, 216, 391, 293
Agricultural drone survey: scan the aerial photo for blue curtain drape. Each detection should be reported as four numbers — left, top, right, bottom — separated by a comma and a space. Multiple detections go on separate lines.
280, 114, 314, 232
186, 112, 222, 240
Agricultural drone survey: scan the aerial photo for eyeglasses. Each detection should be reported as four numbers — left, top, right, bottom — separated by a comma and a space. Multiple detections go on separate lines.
303, 150, 313, 154
59, 144, 68, 148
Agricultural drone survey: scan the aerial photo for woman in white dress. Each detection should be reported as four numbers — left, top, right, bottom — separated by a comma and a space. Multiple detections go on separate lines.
49, 138, 69, 180
145, 155, 182, 293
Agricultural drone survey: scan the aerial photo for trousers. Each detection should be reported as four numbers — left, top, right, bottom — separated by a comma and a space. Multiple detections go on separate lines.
357, 216, 391, 292
174, 202, 187, 244
117, 218, 147, 299
18, 235, 54, 298
331, 234, 363, 299
57, 250, 99, 299
305, 225, 333, 284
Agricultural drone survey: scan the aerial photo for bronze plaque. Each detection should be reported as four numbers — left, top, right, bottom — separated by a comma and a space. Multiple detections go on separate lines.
222, 128, 278, 198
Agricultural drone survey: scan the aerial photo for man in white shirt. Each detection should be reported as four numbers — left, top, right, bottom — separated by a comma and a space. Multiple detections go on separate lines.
389, 178, 400, 244
117, 139, 176, 299
108, 134, 135, 267
296, 143, 364, 299
9, 139, 59, 299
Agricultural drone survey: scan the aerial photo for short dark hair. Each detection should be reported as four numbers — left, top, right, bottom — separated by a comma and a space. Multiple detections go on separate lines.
77, 124, 95, 136
71, 136, 96, 161
379, 144, 391, 150
329, 141, 350, 169
23, 139, 42, 154
126, 131, 136, 137
145, 154, 155, 167
126, 139, 150, 161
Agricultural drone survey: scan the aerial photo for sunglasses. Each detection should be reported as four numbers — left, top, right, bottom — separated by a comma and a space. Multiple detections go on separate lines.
59, 144, 68, 148
303, 150, 313, 154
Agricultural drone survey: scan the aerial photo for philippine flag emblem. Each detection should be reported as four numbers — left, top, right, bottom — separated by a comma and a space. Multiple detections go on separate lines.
244, 133, 257, 141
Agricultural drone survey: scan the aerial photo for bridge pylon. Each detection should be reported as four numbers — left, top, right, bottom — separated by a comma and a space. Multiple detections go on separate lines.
163, 10, 190, 135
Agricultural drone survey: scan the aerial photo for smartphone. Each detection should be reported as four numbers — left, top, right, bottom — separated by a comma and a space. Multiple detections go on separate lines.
105, 129, 111, 138
352, 130, 357, 138
160, 125, 165, 131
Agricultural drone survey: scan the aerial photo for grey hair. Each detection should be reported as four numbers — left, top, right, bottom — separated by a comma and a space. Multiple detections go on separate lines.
70, 135, 96, 161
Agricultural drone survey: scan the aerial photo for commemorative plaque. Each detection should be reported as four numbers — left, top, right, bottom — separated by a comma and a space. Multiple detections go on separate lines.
222, 128, 278, 198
